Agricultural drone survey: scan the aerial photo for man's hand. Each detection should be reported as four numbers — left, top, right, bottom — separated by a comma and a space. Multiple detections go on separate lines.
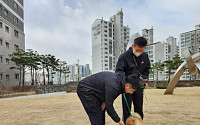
144, 82, 148, 88
101, 102, 105, 111
118, 120, 125, 125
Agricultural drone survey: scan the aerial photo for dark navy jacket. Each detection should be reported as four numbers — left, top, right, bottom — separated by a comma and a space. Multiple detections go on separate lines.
78, 71, 126, 123
115, 47, 150, 79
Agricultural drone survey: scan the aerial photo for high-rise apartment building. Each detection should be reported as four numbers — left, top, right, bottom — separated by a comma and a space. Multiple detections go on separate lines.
92, 9, 130, 74
179, 24, 200, 80
0, 0, 25, 88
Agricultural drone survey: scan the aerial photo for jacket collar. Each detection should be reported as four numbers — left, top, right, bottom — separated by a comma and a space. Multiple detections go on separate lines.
128, 47, 134, 55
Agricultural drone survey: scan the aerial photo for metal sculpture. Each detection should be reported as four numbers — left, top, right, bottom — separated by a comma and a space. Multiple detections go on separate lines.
164, 48, 200, 94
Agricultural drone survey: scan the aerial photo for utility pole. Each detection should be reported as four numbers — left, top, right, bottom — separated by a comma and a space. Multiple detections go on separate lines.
77, 58, 80, 82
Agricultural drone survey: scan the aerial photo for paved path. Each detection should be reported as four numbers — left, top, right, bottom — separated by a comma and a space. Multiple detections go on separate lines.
0, 87, 199, 101
0, 92, 76, 101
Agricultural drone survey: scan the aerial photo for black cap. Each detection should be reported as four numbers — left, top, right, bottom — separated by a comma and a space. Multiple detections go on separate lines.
126, 74, 141, 89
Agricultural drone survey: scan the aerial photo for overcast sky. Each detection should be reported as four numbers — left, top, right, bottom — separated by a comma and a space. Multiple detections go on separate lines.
24, 0, 200, 67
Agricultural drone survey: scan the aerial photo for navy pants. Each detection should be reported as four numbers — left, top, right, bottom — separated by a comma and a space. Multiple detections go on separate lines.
77, 87, 105, 125
122, 88, 144, 123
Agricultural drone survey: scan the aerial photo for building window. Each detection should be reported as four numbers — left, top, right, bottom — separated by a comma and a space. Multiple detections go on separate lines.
14, 44, 19, 51
4, 10, 8, 16
6, 58, 9, 64
0, 22, 2, 28
5, 75, 9, 81
0, 74, 2, 80
14, 17, 18, 24
6, 42, 9, 49
15, 74, 19, 80
14, 2, 18, 9
14, 30, 19, 38
0, 39, 2, 45
0, 56, 2, 63
5, 26, 9, 33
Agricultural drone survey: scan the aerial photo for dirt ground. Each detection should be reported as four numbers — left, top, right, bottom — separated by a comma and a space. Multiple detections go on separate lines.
0, 88, 200, 125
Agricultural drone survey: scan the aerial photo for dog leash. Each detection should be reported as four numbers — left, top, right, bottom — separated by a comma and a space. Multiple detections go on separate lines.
123, 87, 148, 117
123, 93, 132, 117
141, 86, 148, 105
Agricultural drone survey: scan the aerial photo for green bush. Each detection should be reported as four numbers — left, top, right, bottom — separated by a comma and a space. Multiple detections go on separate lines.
156, 85, 168, 89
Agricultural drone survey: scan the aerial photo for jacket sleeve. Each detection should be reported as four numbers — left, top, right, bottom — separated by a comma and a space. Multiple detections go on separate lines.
115, 54, 126, 73
142, 54, 150, 79
105, 84, 120, 123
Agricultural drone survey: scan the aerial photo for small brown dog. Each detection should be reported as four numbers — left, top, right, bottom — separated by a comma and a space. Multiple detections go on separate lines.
126, 113, 144, 125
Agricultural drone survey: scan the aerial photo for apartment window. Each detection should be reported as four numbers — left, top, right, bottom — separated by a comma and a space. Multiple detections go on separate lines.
6, 58, 9, 64
14, 2, 18, 9
14, 17, 18, 24
0, 22, 2, 28
4, 10, 8, 16
0, 39, 2, 45
0, 74, 2, 80
6, 42, 9, 49
15, 74, 19, 80
5, 75, 9, 81
14, 44, 19, 51
0, 56, 2, 63
5, 26, 9, 33
14, 30, 19, 38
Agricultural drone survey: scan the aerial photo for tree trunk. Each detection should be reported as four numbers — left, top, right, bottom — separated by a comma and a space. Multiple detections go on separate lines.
43, 67, 45, 85
31, 67, 33, 85
64, 73, 66, 84
154, 70, 158, 89
22, 65, 25, 86
19, 65, 22, 86
168, 69, 171, 84
60, 69, 62, 85
35, 68, 37, 85
47, 67, 50, 85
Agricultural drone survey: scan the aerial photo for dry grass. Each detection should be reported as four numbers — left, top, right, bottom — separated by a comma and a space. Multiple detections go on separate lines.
0, 85, 34, 94
0, 88, 200, 125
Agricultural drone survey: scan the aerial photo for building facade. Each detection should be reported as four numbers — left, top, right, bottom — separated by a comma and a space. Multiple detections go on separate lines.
68, 64, 91, 81
179, 24, 200, 80
164, 36, 179, 61
92, 9, 130, 74
142, 26, 153, 44
145, 42, 165, 81
0, 0, 25, 88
